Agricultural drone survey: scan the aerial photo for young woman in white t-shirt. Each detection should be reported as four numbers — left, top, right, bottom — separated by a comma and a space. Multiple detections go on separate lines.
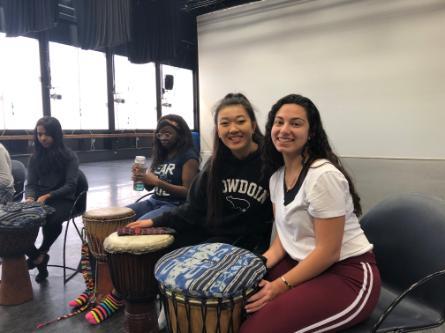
241, 94, 381, 333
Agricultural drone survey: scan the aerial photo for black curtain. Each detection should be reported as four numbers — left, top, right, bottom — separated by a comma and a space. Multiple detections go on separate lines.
3, 0, 57, 37
127, 0, 179, 64
74, 0, 131, 50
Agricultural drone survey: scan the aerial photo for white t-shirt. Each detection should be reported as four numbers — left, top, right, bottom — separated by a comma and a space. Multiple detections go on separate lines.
270, 159, 372, 262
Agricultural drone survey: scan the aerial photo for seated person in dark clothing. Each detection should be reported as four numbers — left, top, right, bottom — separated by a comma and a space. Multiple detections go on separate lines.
127, 114, 199, 220
25, 116, 79, 283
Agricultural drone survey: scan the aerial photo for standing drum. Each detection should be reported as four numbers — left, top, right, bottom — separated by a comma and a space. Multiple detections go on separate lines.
155, 243, 267, 333
0, 202, 52, 305
84, 207, 136, 260
104, 231, 174, 333
83, 207, 135, 299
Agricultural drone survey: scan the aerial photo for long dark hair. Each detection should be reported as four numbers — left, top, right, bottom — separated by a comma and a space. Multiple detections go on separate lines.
207, 93, 264, 224
263, 94, 362, 216
32, 116, 71, 174
150, 114, 195, 170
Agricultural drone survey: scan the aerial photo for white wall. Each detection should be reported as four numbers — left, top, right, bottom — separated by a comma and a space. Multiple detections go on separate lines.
197, 0, 445, 160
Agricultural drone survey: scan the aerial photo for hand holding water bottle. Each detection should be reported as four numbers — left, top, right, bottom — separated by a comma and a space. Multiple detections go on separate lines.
132, 156, 146, 191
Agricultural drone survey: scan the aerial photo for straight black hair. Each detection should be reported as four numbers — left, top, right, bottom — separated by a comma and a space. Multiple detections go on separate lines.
32, 116, 71, 175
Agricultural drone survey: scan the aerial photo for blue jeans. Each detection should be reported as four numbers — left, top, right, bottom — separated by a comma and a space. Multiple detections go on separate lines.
127, 196, 181, 220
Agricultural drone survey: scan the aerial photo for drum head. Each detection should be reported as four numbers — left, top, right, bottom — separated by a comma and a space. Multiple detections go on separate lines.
155, 243, 267, 298
83, 207, 135, 221
104, 232, 174, 255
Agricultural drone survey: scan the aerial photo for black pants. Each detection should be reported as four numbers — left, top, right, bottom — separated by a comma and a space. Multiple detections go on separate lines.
26, 198, 74, 260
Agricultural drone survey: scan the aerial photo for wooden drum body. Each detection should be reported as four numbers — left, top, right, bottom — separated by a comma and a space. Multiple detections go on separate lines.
161, 288, 252, 333
104, 232, 174, 333
0, 202, 49, 305
84, 207, 136, 261
154, 243, 267, 333
83, 207, 135, 299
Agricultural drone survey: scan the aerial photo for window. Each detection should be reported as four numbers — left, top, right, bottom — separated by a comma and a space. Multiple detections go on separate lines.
78, 49, 108, 129
113, 56, 157, 129
0, 33, 42, 130
50, 42, 108, 129
161, 64, 195, 130
49, 42, 81, 129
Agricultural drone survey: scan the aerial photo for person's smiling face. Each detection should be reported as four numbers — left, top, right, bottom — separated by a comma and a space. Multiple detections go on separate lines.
156, 125, 178, 150
271, 103, 310, 157
217, 105, 257, 159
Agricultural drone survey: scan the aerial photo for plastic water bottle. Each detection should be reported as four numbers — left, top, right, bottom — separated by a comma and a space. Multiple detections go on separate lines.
133, 156, 146, 191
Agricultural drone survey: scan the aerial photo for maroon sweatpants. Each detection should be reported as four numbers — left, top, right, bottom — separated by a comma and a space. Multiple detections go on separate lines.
240, 252, 380, 333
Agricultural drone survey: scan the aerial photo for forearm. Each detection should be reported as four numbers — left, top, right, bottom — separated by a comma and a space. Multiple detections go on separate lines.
26, 158, 37, 199
152, 176, 207, 231
155, 179, 188, 198
263, 234, 286, 269
151, 202, 202, 231
279, 247, 340, 288
50, 157, 78, 198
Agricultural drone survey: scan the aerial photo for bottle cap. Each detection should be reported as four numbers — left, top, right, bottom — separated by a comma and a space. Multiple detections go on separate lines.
134, 156, 146, 164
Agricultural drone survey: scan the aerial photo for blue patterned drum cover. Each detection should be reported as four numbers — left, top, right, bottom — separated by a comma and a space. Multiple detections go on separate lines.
0, 202, 53, 229
154, 243, 266, 298
0, 202, 54, 258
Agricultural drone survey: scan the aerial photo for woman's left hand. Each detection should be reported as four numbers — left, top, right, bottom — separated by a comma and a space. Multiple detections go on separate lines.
144, 172, 159, 187
245, 279, 286, 313
37, 193, 51, 203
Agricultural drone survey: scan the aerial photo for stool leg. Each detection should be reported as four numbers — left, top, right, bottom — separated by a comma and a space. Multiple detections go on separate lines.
95, 260, 114, 301
0, 256, 33, 305
125, 300, 159, 333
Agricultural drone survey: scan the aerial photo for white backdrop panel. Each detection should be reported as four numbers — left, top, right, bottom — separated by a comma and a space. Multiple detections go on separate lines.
197, 0, 445, 159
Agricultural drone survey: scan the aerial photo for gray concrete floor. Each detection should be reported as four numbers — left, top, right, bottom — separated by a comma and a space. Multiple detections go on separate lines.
0, 159, 444, 332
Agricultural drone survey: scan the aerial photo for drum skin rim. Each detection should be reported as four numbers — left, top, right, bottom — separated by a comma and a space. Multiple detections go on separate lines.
104, 232, 174, 254
83, 207, 135, 220
84, 216, 135, 223
159, 285, 256, 305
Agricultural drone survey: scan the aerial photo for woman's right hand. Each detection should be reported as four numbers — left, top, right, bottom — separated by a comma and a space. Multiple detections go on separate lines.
25, 197, 35, 203
127, 219, 154, 229
131, 164, 146, 181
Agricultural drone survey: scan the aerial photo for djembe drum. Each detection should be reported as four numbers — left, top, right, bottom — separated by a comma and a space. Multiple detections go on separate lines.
104, 230, 174, 333
0, 202, 53, 305
83, 207, 135, 300
155, 243, 267, 333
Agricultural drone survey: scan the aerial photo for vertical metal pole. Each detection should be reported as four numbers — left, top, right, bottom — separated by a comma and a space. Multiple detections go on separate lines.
39, 31, 51, 117
155, 62, 162, 121
193, 67, 200, 132
106, 48, 115, 131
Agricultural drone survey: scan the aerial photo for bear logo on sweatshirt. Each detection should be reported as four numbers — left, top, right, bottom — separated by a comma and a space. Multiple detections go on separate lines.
226, 195, 251, 212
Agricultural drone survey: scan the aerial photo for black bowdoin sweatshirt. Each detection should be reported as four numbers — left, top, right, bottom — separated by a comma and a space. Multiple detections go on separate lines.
152, 149, 273, 252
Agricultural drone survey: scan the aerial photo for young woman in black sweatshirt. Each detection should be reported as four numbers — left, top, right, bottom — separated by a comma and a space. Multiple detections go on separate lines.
128, 93, 273, 253
25, 116, 79, 283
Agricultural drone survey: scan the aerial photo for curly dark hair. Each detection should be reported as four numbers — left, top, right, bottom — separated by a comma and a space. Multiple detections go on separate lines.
206, 93, 265, 224
150, 114, 195, 170
32, 116, 72, 174
263, 94, 362, 216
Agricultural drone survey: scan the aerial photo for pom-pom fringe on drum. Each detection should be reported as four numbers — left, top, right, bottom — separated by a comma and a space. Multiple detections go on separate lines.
83, 207, 135, 300
104, 231, 174, 333
154, 243, 267, 333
